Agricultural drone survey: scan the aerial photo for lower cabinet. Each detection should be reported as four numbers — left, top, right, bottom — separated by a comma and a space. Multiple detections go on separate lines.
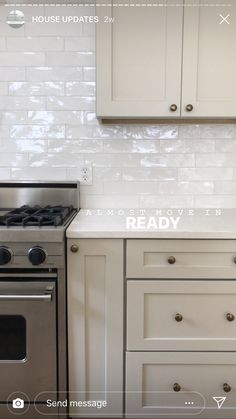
127, 280, 236, 351
67, 239, 124, 418
126, 352, 236, 418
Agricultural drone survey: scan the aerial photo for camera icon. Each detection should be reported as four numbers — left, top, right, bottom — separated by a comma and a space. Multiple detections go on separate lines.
12, 398, 24, 409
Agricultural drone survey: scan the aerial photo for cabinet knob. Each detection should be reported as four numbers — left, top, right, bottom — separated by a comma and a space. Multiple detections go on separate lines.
173, 383, 181, 392
175, 313, 183, 322
226, 313, 235, 322
170, 104, 178, 112
234, 257, 236, 264
70, 244, 79, 253
186, 104, 193, 112
223, 383, 231, 393
167, 256, 176, 265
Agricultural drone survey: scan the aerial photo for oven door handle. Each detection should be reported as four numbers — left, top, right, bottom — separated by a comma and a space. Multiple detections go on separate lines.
0, 293, 52, 302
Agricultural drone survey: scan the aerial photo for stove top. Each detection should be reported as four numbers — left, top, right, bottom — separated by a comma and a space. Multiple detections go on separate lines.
0, 205, 76, 227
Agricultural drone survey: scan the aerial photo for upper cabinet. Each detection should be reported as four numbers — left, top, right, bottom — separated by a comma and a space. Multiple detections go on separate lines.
96, 0, 183, 118
182, 0, 236, 118
96, 0, 236, 119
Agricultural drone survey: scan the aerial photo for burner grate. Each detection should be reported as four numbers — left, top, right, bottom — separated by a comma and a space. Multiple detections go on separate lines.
0, 205, 75, 227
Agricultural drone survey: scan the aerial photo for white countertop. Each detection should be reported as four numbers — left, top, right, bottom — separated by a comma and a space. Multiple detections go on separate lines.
66, 208, 236, 239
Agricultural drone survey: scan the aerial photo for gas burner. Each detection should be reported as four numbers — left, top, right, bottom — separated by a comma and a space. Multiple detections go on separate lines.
0, 205, 75, 227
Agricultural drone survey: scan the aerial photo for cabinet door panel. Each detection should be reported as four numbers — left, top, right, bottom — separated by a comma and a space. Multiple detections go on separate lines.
182, 0, 236, 118
96, 0, 183, 118
67, 239, 124, 417
126, 352, 236, 418
127, 280, 236, 351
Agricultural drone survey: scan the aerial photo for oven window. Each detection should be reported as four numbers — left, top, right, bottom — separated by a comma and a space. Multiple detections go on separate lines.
0, 315, 26, 360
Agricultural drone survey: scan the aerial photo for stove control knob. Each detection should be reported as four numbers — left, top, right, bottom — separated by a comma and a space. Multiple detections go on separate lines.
0, 246, 12, 265
28, 246, 47, 266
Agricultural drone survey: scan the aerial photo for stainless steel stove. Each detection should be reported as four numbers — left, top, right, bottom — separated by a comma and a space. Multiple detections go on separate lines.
0, 181, 79, 419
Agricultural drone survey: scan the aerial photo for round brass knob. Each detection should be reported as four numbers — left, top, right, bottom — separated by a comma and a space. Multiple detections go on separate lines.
223, 383, 231, 393
173, 383, 181, 392
226, 313, 235, 322
175, 313, 183, 322
167, 256, 176, 265
170, 104, 178, 112
186, 104, 193, 112
70, 244, 79, 253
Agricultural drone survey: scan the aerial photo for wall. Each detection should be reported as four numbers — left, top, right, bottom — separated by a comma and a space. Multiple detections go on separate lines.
0, 3, 236, 208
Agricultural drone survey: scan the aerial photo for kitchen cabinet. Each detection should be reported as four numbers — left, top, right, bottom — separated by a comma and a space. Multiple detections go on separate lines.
96, 0, 236, 119
126, 239, 236, 278
96, 0, 183, 118
126, 352, 236, 418
67, 239, 124, 418
182, 0, 236, 118
127, 280, 236, 351
67, 233, 236, 418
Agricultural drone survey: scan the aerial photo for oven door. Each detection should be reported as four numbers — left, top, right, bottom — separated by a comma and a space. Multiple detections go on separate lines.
0, 280, 57, 405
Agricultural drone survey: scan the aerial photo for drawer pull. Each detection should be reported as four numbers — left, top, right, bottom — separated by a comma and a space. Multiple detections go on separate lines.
175, 313, 183, 322
226, 313, 235, 322
173, 383, 181, 392
234, 257, 236, 264
223, 383, 231, 393
167, 256, 176, 265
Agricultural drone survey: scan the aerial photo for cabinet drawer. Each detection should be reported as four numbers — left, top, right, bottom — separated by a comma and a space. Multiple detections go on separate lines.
126, 239, 236, 279
126, 352, 236, 418
127, 280, 236, 351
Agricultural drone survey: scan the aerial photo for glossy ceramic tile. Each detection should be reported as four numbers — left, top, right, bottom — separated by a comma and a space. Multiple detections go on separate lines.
0, 5, 236, 208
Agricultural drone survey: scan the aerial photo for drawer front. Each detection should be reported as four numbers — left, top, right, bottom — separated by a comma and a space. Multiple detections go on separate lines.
127, 280, 236, 351
126, 240, 236, 278
126, 352, 236, 418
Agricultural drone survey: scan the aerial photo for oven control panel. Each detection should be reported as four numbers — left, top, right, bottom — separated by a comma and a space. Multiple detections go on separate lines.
0, 243, 64, 268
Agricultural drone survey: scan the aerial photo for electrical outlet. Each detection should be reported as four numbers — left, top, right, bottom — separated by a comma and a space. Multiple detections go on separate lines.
79, 165, 93, 185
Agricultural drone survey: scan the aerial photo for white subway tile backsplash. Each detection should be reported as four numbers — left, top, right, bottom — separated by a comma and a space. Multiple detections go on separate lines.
27, 67, 83, 82
199, 125, 236, 139
140, 195, 194, 208
160, 139, 215, 153
46, 52, 95, 67
65, 37, 95, 51
7, 37, 64, 51
159, 181, 214, 195
123, 167, 177, 181
11, 167, 67, 180
0, 9, 235, 208
9, 82, 64, 96
179, 168, 233, 181
0, 139, 47, 153
0, 96, 46, 110
103, 140, 160, 153
195, 195, 236, 208
140, 154, 195, 168
196, 153, 236, 167
66, 81, 95, 97
10, 125, 65, 139
0, 67, 26, 81
0, 52, 45, 66
215, 139, 236, 153
47, 96, 95, 111
0, 153, 28, 167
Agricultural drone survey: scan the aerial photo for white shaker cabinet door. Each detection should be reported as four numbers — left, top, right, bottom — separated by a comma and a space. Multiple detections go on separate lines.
182, 0, 236, 118
96, 0, 183, 118
67, 239, 124, 418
